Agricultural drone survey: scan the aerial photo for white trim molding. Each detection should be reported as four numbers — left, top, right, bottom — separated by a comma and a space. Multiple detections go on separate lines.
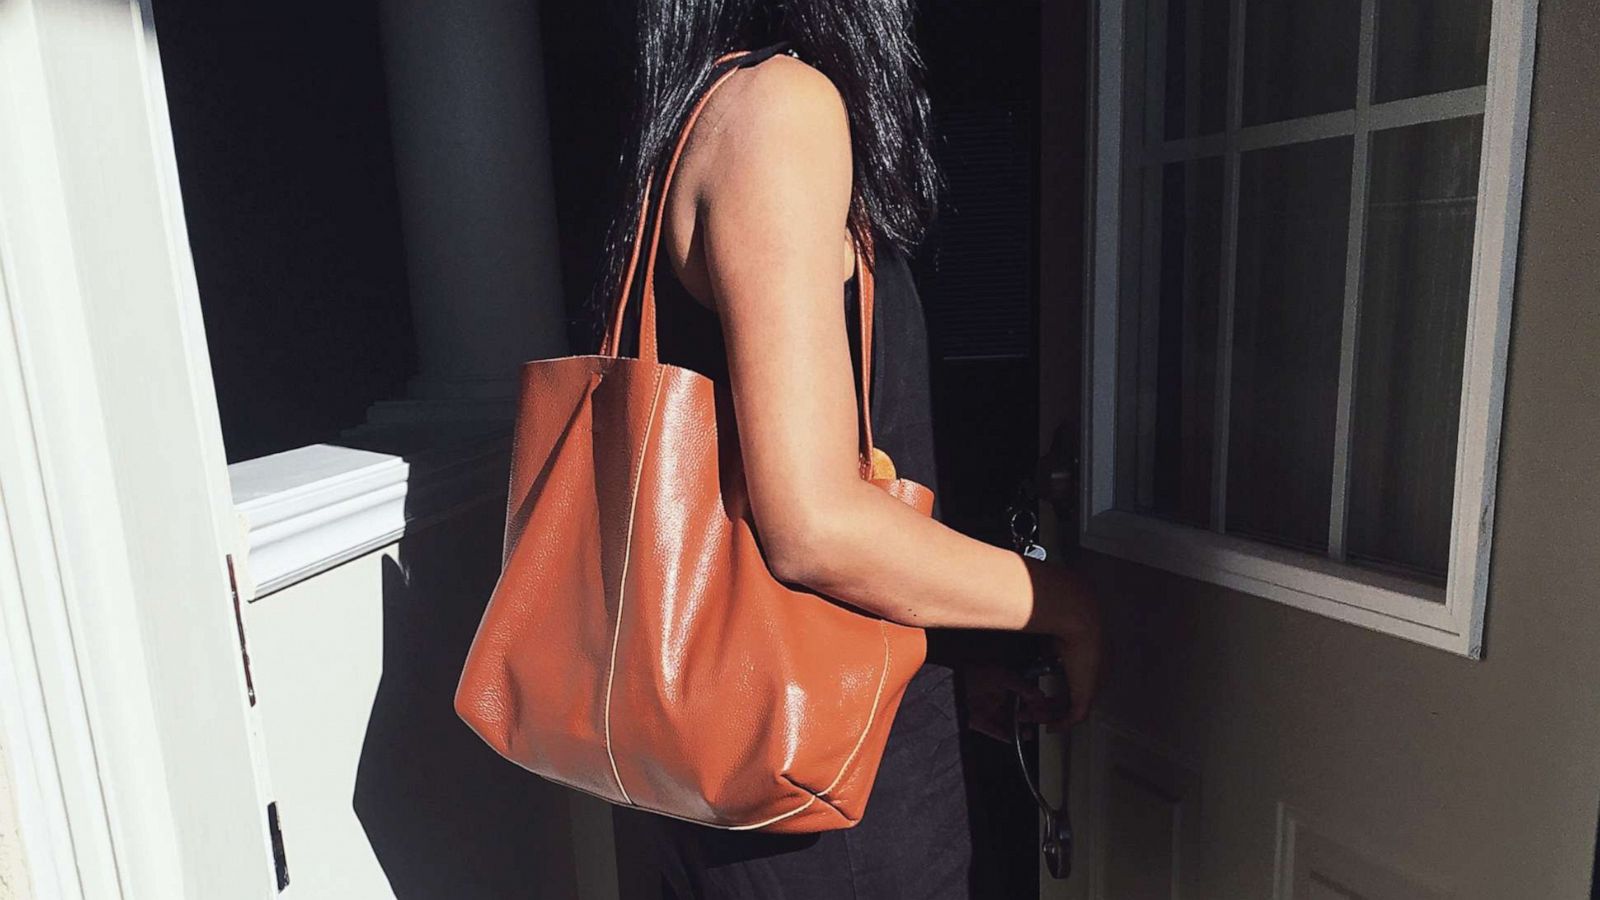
230, 431, 513, 601
1082, 0, 1541, 657
232, 446, 410, 600
1273, 803, 1450, 899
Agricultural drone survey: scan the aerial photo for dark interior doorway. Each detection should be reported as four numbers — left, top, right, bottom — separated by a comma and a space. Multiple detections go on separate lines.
153, 0, 418, 463
156, 0, 1051, 892
914, 2, 1045, 896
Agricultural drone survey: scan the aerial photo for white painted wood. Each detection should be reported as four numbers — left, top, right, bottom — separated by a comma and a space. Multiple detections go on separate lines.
1274, 805, 1450, 900
1083, 510, 1467, 654
0, 732, 35, 899
1445, 0, 1542, 660
1132, 0, 1164, 510
1083, 0, 1124, 531
1145, 87, 1488, 165
232, 446, 410, 599
0, 0, 278, 894
244, 548, 396, 898
1209, 0, 1247, 533
0, 264, 104, 900
1328, 0, 1379, 561
239, 491, 616, 899
227, 425, 516, 602
1085, 721, 1202, 900
1084, 0, 1540, 656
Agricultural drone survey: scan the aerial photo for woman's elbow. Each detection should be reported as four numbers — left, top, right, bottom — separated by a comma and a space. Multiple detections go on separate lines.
760, 504, 850, 589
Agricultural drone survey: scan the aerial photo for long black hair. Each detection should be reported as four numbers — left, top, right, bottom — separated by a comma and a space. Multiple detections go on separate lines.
591, 0, 941, 343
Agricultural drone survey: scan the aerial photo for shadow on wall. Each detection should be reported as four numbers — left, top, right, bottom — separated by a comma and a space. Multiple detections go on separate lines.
353, 497, 582, 898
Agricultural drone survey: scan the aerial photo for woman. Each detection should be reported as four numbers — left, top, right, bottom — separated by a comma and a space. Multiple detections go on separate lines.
603, 2, 1103, 897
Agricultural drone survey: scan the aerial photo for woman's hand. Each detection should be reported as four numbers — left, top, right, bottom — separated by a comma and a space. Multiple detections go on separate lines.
1031, 562, 1104, 729
1052, 612, 1103, 728
962, 568, 1103, 742
962, 662, 1068, 743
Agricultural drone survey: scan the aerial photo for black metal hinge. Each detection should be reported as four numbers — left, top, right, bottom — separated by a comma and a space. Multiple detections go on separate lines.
267, 802, 290, 891
224, 554, 256, 706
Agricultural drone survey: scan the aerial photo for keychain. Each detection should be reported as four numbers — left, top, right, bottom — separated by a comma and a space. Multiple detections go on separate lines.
1009, 506, 1049, 561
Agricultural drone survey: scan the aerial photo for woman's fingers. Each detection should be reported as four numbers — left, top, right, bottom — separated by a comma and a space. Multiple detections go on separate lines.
962, 651, 1102, 740
962, 663, 1051, 742
968, 705, 1013, 743
1055, 631, 1103, 727
1016, 689, 1074, 725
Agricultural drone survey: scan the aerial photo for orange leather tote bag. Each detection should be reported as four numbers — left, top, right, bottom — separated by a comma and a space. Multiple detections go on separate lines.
454, 48, 933, 833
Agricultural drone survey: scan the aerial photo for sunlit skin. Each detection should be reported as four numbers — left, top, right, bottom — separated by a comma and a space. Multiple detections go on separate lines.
654, 54, 1103, 727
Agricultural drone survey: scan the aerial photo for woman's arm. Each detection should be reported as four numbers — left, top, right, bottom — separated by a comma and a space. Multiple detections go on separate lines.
692, 59, 1101, 722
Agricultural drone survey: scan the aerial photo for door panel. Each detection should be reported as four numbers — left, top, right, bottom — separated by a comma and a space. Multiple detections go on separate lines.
1277, 809, 1449, 900
1094, 726, 1202, 900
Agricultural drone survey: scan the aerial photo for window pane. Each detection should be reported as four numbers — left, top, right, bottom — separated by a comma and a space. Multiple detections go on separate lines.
1126, 158, 1225, 525
1243, 0, 1360, 125
1160, 0, 1231, 139
1226, 138, 1352, 552
1346, 117, 1484, 583
1375, 0, 1493, 103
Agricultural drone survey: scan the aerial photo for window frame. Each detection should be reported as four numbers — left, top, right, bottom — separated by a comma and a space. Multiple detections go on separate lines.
1080, 0, 1541, 657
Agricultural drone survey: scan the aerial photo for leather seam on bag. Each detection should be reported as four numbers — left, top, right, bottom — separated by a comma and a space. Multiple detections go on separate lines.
777, 774, 853, 822
820, 621, 892, 797
602, 365, 665, 806
722, 621, 892, 830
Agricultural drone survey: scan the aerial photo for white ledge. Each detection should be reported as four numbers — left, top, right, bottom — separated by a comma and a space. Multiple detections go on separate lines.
231, 445, 410, 598
227, 419, 512, 595
228, 428, 512, 599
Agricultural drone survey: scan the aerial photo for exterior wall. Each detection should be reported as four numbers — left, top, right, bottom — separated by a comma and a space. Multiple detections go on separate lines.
243, 500, 618, 899
1062, 3, 1600, 896
245, 546, 398, 897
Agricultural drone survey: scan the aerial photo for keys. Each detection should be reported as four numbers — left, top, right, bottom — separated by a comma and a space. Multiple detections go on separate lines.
1008, 507, 1047, 561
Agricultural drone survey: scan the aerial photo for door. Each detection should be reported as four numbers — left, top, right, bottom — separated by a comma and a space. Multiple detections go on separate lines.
0, 0, 280, 895
1031, 0, 1589, 898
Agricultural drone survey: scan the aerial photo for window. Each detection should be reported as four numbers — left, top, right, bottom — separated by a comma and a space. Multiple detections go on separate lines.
1082, 0, 1539, 655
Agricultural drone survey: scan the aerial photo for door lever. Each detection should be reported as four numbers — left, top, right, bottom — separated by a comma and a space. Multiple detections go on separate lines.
1012, 656, 1073, 880
1007, 470, 1076, 880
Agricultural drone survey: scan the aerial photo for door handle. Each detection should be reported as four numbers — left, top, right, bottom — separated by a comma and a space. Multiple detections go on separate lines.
1006, 480, 1075, 881
1012, 656, 1073, 880
1002, 420, 1081, 880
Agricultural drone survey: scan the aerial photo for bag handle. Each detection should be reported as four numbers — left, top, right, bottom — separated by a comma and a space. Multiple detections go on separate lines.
601, 47, 880, 472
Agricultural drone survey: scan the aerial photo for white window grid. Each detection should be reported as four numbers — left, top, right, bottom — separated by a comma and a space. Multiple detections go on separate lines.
1081, 0, 1541, 656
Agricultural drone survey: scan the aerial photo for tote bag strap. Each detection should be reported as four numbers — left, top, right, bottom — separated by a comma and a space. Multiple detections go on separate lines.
600, 45, 881, 471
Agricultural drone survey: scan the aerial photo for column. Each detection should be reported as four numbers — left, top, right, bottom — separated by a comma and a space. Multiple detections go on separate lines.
376, 0, 568, 418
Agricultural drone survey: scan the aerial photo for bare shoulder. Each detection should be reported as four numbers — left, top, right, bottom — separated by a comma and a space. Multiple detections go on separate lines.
668, 52, 856, 294
695, 54, 851, 176
728, 54, 848, 129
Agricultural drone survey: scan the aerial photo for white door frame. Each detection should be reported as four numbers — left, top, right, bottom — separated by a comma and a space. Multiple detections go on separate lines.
0, 0, 277, 896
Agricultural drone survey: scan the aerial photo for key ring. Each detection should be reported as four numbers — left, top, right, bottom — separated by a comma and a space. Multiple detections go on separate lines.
1011, 656, 1074, 880
1009, 508, 1049, 561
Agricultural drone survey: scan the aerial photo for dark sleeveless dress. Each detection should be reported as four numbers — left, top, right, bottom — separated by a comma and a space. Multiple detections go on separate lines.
609, 236, 974, 898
